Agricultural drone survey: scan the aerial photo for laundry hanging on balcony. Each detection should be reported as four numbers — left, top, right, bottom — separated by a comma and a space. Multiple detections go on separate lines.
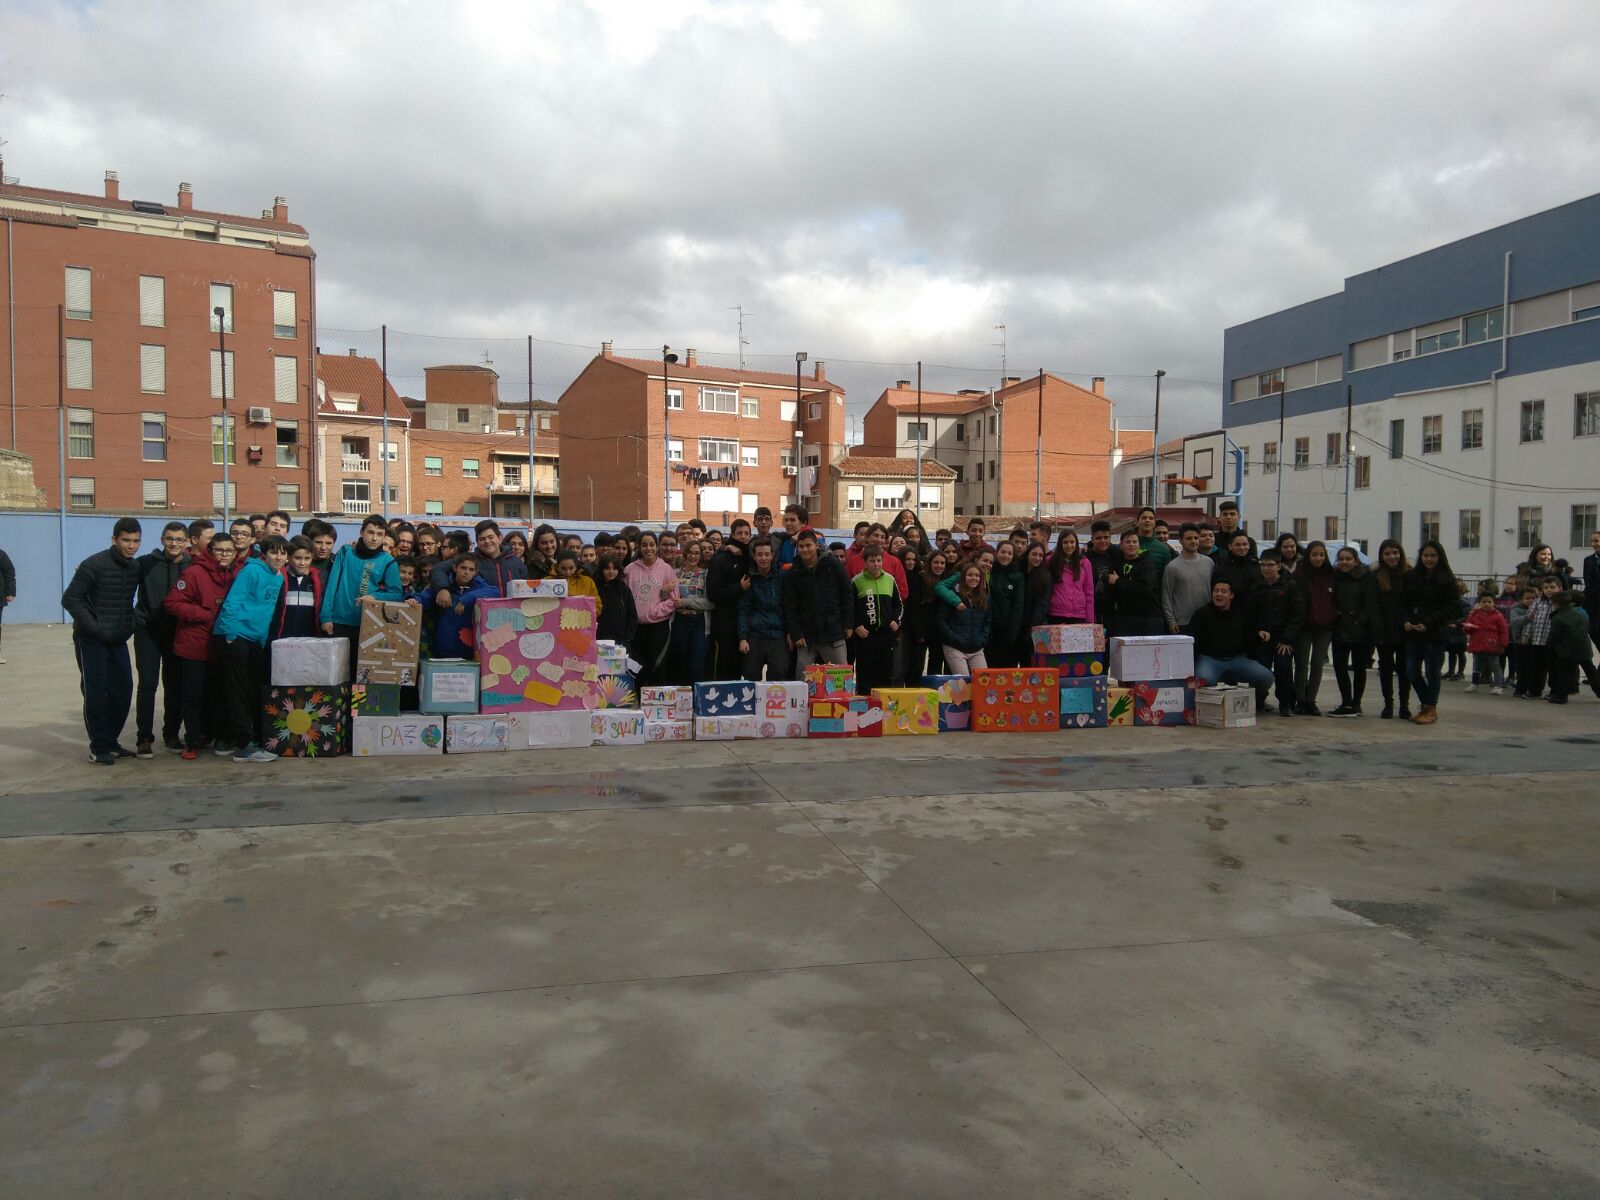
673, 465, 741, 486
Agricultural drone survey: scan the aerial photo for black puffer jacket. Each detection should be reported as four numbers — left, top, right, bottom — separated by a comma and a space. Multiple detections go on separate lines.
1331, 564, 1379, 643
1401, 566, 1459, 643
0, 547, 14, 606
1369, 568, 1408, 645
705, 545, 750, 634
62, 546, 141, 645
781, 553, 853, 644
135, 550, 191, 637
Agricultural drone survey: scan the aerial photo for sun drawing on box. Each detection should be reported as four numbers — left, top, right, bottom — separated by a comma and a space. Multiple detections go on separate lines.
266, 691, 342, 757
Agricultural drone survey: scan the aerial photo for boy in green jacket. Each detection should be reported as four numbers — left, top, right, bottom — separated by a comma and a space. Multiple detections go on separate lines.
1547, 590, 1600, 703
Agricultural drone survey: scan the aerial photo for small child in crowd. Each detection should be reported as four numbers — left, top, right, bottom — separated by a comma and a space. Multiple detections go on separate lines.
1462, 592, 1509, 695
412, 552, 498, 660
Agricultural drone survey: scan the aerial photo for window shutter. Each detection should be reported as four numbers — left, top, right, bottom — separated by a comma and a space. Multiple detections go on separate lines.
919, 485, 940, 506
211, 350, 235, 399
139, 276, 165, 327
274, 356, 297, 404
140, 344, 166, 393
273, 290, 296, 333
65, 267, 92, 318
211, 481, 237, 509
142, 479, 168, 508
66, 338, 93, 389
872, 484, 904, 501
69, 477, 95, 498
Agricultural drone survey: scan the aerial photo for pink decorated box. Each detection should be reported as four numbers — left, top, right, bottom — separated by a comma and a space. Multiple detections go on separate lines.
475, 595, 599, 714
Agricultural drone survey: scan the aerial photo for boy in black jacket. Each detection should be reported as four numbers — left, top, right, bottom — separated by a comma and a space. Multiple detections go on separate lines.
133, 521, 191, 756
1106, 529, 1163, 637
1256, 550, 1305, 716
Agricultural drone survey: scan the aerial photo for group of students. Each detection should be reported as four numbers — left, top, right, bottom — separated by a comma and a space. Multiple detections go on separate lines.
58, 503, 1600, 764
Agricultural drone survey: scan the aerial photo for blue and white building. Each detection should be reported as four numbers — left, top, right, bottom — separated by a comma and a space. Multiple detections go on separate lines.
1222, 192, 1600, 578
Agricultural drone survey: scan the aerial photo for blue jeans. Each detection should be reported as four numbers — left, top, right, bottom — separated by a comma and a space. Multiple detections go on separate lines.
74, 635, 134, 755
1195, 654, 1274, 692
1405, 639, 1445, 706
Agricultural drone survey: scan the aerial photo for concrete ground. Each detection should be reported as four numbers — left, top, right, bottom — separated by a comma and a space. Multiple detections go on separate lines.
2, 624, 1597, 1199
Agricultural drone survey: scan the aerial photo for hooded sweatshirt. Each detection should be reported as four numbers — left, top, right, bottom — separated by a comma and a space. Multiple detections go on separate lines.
165, 551, 238, 661
319, 542, 402, 627
625, 556, 679, 625
214, 556, 286, 647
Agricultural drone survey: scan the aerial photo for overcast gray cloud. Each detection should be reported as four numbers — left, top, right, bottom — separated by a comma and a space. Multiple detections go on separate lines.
3, 0, 1597, 431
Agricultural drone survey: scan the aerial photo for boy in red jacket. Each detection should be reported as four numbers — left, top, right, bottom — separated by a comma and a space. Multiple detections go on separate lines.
163, 535, 240, 757
1462, 592, 1509, 695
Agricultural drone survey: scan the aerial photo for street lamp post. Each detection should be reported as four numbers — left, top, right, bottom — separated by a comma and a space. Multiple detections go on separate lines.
795, 351, 807, 512
1151, 369, 1166, 514
663, 345, 678, 524
214, 305, 230, 525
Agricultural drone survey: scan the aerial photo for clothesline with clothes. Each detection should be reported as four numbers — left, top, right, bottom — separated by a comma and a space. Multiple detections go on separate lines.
673, 464, 742, 486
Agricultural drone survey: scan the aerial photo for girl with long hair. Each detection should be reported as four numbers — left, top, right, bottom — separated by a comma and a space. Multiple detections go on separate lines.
1292, 541, 1336, 714
1402, 540, 1458, 725
1038, 528, 1095, 626
623, 532, 678, 687
935, 561, 992, 676
1369, 539, 1412, 718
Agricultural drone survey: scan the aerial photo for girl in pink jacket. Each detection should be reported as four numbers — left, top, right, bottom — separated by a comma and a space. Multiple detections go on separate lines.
624, 531, 679, 685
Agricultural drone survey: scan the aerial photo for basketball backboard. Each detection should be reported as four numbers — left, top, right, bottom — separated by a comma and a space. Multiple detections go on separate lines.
1181, 431, 1231, 498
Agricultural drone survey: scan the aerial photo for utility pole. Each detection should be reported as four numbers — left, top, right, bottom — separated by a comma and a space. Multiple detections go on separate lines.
1034, 368, 1044, 521
915, 360, 923, 511
663, 345, 678, 523
993, 324, 1007, 384
729, 305, 754, 370
1151, 369, 1165, 513
215, 305, 231, 524
527, 336, 536, 519
380, 325, 389, 519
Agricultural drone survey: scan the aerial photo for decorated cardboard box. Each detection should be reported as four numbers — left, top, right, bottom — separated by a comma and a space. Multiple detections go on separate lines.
1132, 678, 1198, 727
758, 681, 809, 725
1196, 684, 1256, 729
512, 710, 592, 749
595, 640, 629, 676
1109, 635, 1195, 684
419, 659, 481, 715
355, 602, 422, 686
743, 714, 807, 739
261, 685, 349, 757
352, 713, 445, 756
351, 682, 401, 717
871, 688, 939, 736
1107, 687, 1134, 727
644, 719, 694, 742
971, 668, 1061, 733
924, 674, 972, 731
475, 595, 598, 713
1031, 651, 1108, 679
695, 715, 746, 741
593, 673, 639, 710
592, 709, 647, 745
694, 680, 756, 718
1058, 677, 1109, 729
269, 637, 350, 687
807, 696, 883, 738
640, 685, 695, 722
507, 578, 569, 598
803, 663, 856, 699
445, 714, 512, 753
1030, 623, 1107, 655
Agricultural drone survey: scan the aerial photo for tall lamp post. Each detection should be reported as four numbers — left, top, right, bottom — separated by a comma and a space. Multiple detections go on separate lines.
1150, 369, 1166, 514
795, 351, 807, 512
663, 345, 678, 524
214, 305, 230, 525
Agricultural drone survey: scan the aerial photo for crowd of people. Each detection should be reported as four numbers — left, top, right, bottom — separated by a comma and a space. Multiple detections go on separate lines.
48, 500, 1600, 764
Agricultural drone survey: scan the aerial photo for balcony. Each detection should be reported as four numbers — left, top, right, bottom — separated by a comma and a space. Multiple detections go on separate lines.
489, 478, 527, 494
341, 454, 370, 473
341, 498, 372, 515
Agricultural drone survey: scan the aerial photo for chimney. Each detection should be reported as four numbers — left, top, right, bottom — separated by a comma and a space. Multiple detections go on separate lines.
1091, 376, 1105, 396
177, 182, 193, 212
272, 195, 288, 223
684, 348, 698, 367
1004, 375, 1020, 384
348, 348, 358, 356
895, 379, 910, 389
813, 360, 826, 381
104, 170, 119, 200
600, 340, 613, 358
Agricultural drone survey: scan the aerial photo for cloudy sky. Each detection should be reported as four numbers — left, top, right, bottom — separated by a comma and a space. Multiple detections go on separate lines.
3, 0, 1597, 431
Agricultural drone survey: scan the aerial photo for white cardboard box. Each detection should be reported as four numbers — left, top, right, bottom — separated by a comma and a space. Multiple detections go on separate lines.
512, 710, 592, 749
640, 685, 695, 721
742, 716, 807, 739
351, 714, 445, 756
592, 709, 647, 746
1196, 685, 1257, 729
269, 637, 350, 686
644, 719, 693, 742
1109, 635, 1195, 683
507, 578, 569, 598
446, 714, 512, 752
757, 681, 809, 724
694, 715, 747, 741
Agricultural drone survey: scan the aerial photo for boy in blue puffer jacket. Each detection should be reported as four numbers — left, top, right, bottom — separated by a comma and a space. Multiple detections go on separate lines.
737, 536, 788, 681
214, 535, 288, 762
412, 553, 500, 660
319, 514, 402, 657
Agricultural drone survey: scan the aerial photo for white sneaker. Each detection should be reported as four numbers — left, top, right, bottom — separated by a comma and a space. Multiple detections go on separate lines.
1464, 683, 1476, 692
1491, 686, 1504, 695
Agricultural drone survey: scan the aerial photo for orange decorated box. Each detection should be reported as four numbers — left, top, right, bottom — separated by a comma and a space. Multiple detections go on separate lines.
970, 667, 1060, 733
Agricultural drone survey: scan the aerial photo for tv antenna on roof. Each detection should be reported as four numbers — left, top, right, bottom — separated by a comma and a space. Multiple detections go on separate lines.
993, 323, 1007, 383
729, 305, 755, 370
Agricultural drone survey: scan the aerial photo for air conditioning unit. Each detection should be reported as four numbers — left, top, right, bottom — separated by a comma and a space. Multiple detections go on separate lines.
783, 465, 797, 476
246, 406, 272, 425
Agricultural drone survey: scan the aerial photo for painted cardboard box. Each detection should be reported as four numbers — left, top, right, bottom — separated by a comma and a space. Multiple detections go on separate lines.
507, 578, 569, 598
803, 664, 856, 699
351, 682, 401, 717
1196, 684, 1256, 729
512, 710, 592, 749
640, 685, 695, 722
971, 668, 1061, 733
445, 714, 512, 753
261, 685, 349, 757
871, 688, 939, 736
352, 713, 445, 756
593, 673, 639, 710
1031, 651, 1108, 678
694, 680, 757, 717
744, 715, 807, 739
1132, 678, 1198, 727
595, 640, 629, 676
269, 637, 349, 687
1058, 677, 1109, 729
355, 601, 422, 686
644, 719, 694, 742
419, 659, 481, 715
759, 681, 809, 725
807, 696, 883, 738
694, 715, 746, 741
592, 709, 647, 745
1107, 687, 1134, 726
1109, 635, 1195, 684
923, 674, 972, 731
1030, 623, 1107, 654
475, 595, 598, 713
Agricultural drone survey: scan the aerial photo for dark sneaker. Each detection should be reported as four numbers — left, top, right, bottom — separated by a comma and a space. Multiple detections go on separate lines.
88, 752, 116, 766
1328, 704, 1359, 717
163, 737, 183, 754
213, 743, 238, 758
1301, 701, 1323, 716
135, 740, 155, 759
112, 745, 136, 759
1379, 703, 1393, 719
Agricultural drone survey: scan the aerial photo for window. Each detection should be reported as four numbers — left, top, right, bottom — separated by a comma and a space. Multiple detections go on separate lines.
1574, 392, 1600, 438
699, 438, 738, 463
209, 283, 233, 333
740, 492, 758, 514
1520, 400, 1544, 443
951, 464, 964, 483
1131, 478, 1146, 507
211, 415, 236, 465
873, 484, 903, 510
1388, 511, 1403, 543
1517, 506, 1542, 549
1324, 516, 1340, 540
779, 447, 795, 469
1256, 368, 1284, 396
1421, 415, 1442, 454
1325, 432, 1342, 465
804, 452, 820, 468
918, 485, 941, 511
1419, 511, 1440, 545
463, 500, 482, 517
137, 344, 165, 394
1261, 519, 1278, 541
210, 349, 235, 400
276, 484, 300, 512
139, 275, 164, 327
455, 407, 470, 425
740, 395, 759, 418
808, 401, 822, 421
1458, 509, 1481, 549
379, 442, 398, 463
274, 356, 297, 405
538, 415, 552, 431
1354, 456, 1371, 489
462, 458, 480, 478
699, 388, 737, 414
988, 415, 998, 435
668, 438, 683, 462
65, 266, 92, 320
142, 479, 167, 510
424, 500, 444, 516
846, 485, 865, 510
1462, 309, 1504, 344
424, 456, 443, 477
1572, 504, 1598, 547
275, 421, 299, 467
141, 413, 167, 462
212, 481, 237, 511
1162, 475, 1178, 505
501, 465, 523, 487
779, 400, 795, 422
272, 290, 296, 339
68, 477, 95, 509
667, 490, 683, 513
1415, 326, 1461, 356
1293, 437, 1309, 469
1263, 441, 1278, 473
906, 422, 929, 442
740, 445, 759, 467
1461, 408, 1483, 449
954, 422, 964, 441
1292, 517, 1308, 542
66, 338, 93, 389
68, 408, 94, 458
1389, 419, 1404, 459
383, 485, 399, 504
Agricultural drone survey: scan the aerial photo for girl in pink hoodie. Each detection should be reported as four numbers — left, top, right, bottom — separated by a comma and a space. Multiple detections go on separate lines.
624, 531, 679, 685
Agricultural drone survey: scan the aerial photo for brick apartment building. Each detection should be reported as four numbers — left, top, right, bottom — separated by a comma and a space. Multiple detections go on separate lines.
559, 343, 845, 526
857, 374, 1145, 522
315, 352, 409, 515
829, 455, 957, 532
0, 163, 315, 515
